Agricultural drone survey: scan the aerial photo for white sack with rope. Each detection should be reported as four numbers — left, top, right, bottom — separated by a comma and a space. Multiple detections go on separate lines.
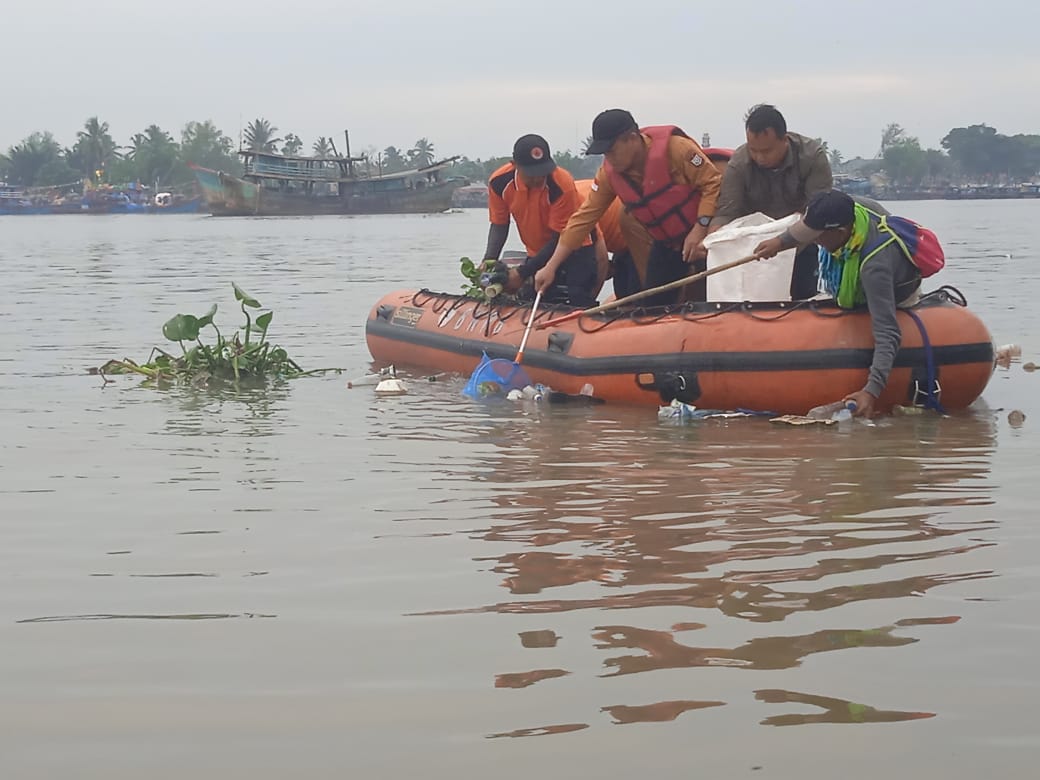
702, 212, 802, 302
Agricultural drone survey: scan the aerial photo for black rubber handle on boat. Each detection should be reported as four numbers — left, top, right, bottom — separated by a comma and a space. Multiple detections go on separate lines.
536, 252, 762, 329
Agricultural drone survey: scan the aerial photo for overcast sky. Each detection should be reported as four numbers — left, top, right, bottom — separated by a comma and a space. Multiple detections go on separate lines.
5, 0, 1038, 161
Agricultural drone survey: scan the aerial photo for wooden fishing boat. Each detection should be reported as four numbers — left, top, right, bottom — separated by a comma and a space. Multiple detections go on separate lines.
191, 149, 465, 217
365, 288, 995, 414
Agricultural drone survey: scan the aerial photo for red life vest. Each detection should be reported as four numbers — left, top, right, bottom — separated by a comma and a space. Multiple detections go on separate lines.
603, 125, 703, 244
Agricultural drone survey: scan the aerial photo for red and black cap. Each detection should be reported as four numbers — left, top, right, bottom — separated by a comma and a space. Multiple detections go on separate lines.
512, 134, 556, 177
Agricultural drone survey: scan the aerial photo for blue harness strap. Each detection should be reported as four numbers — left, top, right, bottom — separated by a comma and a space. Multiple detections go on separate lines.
904, 309, 947, 414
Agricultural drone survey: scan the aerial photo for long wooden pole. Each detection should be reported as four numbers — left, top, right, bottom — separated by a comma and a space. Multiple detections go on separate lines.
536, 252, 762, 329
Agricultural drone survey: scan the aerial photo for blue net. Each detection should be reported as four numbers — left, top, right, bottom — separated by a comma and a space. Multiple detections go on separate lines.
462, 351, 532, 399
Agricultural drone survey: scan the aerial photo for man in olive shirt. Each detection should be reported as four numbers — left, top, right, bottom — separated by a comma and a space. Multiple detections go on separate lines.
709, 104, 832, 299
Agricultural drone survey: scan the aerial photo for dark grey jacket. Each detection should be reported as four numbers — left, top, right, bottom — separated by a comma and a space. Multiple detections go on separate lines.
855, 198, 923, 397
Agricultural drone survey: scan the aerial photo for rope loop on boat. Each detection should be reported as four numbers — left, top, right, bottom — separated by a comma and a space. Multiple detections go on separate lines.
745, 298, 816, 322
919, 285, 967, 307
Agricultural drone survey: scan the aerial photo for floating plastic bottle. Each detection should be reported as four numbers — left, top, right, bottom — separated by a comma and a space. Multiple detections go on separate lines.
806, 399, 858, 421
579, 383, 595, 396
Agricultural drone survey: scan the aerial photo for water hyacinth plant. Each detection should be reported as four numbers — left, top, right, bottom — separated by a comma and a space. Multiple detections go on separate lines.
96, 282, 336, 385
459, 256, 503, 299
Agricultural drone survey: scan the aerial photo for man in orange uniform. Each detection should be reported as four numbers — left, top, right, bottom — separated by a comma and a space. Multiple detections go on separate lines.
535, 109, 722, 306
483, 134, 597, 306
574, 178, 652, 299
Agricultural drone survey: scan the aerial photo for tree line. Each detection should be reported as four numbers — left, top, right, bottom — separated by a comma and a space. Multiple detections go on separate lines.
840, 123, 1040, 188
0, 117, 464, 191
4, 116, 1036, 192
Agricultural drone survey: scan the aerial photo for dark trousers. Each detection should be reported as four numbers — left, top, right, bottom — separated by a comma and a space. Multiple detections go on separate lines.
791, 244, 820, 300
530, 244, 598, 308
611, 249, 639, 299
643, 241, 700, 307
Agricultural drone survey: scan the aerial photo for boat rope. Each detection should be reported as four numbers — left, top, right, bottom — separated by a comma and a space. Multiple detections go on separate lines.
744, 298, 818, 322
919, 285, 967, 307
903, 309, 948, 414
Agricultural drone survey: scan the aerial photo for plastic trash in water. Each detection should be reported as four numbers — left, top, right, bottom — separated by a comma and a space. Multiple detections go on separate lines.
832, 407, 853, 422
659, 400, 698, 421
579, 383, 594, 396
347, 365, 395, 389
995, 343, 1021, 369
506, 388, 524, 401
806, 399, 858, 421
516, 384, 551, 402
893, 404, 925, 416
659, 399, 765, 422
374, 377, 408, 395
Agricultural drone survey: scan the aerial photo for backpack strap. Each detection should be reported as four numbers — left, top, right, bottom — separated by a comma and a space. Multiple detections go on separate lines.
861, 208, 915, 267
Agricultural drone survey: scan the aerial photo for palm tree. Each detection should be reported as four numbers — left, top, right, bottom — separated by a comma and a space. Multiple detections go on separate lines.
281, 133, 303, 156
828, 147, 844, 170
179, 120, 237, 176
382, 145, 405, 172
5, 132, 65, 186
312, 136, 335, 158
581, 135, 597, 156
74, 116, 118, 179
126, 125, 179, 186
182, 120, 232, 155
243, 118, 281, 153
410, 138, 435, 168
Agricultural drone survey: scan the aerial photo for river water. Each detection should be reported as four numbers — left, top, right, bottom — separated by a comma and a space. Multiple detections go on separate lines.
1, 203, 1037, 778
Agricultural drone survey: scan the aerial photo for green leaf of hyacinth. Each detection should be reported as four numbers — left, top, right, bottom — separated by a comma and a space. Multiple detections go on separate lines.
232, 282, 261, 308
197, 304, 218, 328
256, 311, 273, 331
162, 314, 201, 342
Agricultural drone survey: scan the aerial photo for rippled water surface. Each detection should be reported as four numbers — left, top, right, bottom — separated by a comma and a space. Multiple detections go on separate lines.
1, 204, 1038, 778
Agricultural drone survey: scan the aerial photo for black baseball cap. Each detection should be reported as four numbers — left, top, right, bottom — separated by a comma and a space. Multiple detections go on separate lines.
789, 190, 856, 243
512, 134, 556, 177
584, 109, 639, 155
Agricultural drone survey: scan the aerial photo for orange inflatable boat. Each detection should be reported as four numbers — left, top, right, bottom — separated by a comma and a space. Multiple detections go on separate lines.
365, 288, 994, 414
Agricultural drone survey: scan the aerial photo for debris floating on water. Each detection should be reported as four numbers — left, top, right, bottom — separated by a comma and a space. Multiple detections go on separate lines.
1024, 362, 1037, 372
347, 365, 396, 389
658, 400, 762, 422
769, 415, 837, 426
995, 344, 1022, 369
374, 377, 408, 396
892, 404, 926, 416
1008, 410, 1027, 428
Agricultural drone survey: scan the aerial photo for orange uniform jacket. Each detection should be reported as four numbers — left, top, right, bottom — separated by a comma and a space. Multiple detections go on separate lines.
488, 162, 591, 256
559, 133, 721, 252
574, 179, 625, 253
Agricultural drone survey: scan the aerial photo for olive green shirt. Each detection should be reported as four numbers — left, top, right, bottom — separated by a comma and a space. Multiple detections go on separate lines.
711, 133, 832, 227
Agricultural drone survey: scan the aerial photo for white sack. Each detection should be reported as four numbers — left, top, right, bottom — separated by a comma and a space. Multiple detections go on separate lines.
701, 212, 802, 302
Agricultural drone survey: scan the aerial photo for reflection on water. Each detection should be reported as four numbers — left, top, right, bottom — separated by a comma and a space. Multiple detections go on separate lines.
148, 379, 293, 440
753, 689, 934, 727
17, 612, 276, 623
603, 698, 725, 725
1, 211, 1036, 775
416, 402, 1000, 736
486, 723, 589, 739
